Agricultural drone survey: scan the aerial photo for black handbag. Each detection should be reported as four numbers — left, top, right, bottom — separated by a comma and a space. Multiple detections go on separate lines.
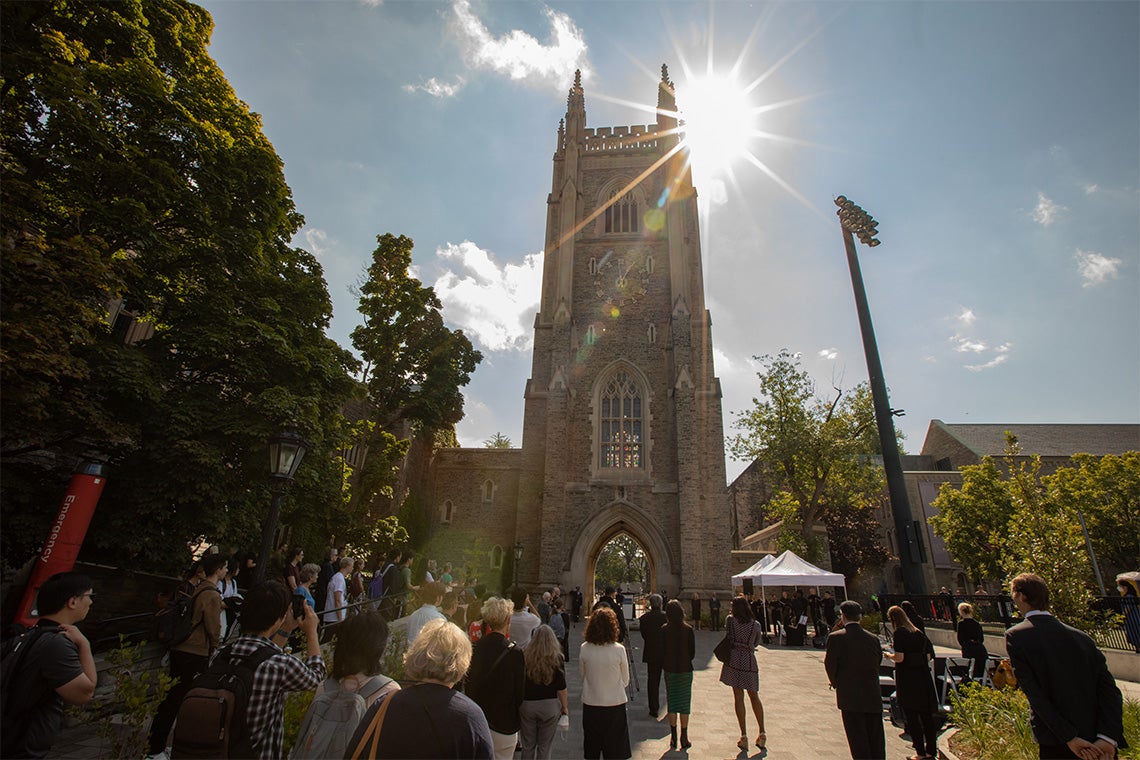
713, 631, 732, 663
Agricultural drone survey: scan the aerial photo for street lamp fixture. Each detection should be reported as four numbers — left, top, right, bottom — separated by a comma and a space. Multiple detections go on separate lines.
256, 425, 310, 583
835, 196, 926, 596
512, 542, 523, 588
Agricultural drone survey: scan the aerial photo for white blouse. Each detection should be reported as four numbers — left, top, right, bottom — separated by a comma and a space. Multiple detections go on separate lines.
579, 641, 629, 707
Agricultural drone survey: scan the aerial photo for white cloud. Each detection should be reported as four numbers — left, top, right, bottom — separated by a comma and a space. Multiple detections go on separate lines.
956, 308, 976, 326
1075, 249, 1123, 288
965, 355, 1008, 372
1082, 183, 1099, 195
302, 228, 330, 257
451, 0, 590, 90
403, 76, 465, 98
818, 347, 837, 360
1031, 192, 1066, 226
433, 240, 543, 352
951, 335, 987, 353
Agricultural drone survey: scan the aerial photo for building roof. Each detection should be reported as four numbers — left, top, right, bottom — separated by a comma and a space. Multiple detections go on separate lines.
922, 420, 1140, 458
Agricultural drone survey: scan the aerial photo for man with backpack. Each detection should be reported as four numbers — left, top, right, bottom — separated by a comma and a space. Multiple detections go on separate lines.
1, 572, 97, 759
172, 580, 325, 759
147, 553, 228, 758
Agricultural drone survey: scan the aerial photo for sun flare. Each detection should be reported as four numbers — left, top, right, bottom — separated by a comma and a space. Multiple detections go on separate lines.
678, 73, 756, 181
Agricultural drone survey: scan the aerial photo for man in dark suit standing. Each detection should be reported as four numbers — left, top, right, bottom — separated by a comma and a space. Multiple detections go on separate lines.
824, 600, 886, 760
638, 593, 667, 718
1006, 573, 1126, 760
593, 586, 628, 642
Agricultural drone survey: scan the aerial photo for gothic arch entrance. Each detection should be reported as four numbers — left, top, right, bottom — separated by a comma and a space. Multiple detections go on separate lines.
566, 501, 680, 602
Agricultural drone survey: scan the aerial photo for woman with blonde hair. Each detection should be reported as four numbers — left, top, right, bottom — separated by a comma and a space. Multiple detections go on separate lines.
955, 602, 988, 679
345, 618, 493, 758
885, 605, 938, 760
520, 625, 568, 759
580, 607, 630, 759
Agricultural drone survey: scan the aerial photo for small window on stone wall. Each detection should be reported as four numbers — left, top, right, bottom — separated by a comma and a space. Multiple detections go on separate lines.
588, 257, 598, 275
645, 255, 655, 274
490, 545, 503, 569
441, 500, 454, 524
584, 325, 598, 346
647, 323, 657, 344
482, 479, 494, 502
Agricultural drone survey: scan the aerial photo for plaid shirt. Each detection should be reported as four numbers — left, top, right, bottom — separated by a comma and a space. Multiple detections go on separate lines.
215, 635, 325, 759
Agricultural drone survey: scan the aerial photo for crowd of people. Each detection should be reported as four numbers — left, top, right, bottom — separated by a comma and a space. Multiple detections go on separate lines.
2, 560, 1131, 760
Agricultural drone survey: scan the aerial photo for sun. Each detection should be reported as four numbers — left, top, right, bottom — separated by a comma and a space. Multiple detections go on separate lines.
677, 72, 757, 181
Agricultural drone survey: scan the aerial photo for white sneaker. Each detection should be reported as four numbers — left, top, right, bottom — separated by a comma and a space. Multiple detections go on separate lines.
143, 750, 169, 760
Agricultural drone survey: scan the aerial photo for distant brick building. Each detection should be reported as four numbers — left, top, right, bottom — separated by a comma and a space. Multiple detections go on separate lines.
730, 419, 1139, 599
421, 68, 732, 595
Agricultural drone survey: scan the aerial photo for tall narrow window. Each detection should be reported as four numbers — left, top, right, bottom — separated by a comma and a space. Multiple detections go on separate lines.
584, 325, 598, 346
441, 500, 454, 524
600, 371, 644, 469
588, 257, 598, 275
490, 545, 503, 569
646, 323, 657, 344
604, 191, 639, 234
482, 480, 494, 502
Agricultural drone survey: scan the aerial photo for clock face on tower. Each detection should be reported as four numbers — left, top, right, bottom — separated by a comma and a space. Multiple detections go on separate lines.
593, 249, 649, 307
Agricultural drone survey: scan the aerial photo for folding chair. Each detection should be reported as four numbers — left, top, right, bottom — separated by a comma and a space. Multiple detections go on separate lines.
936, 656, 972, 711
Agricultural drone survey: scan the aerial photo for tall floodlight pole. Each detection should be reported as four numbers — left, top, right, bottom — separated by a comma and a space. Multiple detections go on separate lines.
835, 196, 927, 595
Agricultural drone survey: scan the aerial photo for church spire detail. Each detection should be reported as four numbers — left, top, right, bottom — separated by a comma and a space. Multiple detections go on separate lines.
657, 62, 677, 144
564, 68, 586, 144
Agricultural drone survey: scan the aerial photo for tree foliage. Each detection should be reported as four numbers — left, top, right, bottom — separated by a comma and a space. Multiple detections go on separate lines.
594, 534, 648, 590
483, 432, 513, 449
729, 350, 892, 575
929, 434, 1121, 629
0, 1, 359, 571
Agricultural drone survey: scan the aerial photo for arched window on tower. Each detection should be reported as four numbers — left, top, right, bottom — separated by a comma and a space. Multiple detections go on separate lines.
490, 545, 503, 569
604, 191, 639, 234
441, 500, 454, 524
482, 480, 495, 503
599, 370, 645, 469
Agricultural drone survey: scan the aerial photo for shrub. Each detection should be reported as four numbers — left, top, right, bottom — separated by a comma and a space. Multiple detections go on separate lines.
84, 636, 176, 759
860, 611, 881, 635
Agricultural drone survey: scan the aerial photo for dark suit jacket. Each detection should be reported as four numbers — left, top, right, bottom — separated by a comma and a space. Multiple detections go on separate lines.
1005, 613, 1126, 748
824, 622, 882, 713
466, 631, 525, 734
639, 609, 666, 664
593, 596, 628, 642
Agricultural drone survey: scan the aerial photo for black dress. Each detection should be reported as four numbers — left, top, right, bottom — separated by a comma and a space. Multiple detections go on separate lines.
892, 628, 936, 711
892, 627, 939, 757
956, 617, 988, 678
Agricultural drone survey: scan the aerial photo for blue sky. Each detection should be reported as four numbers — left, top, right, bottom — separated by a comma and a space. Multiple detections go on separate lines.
201, 1, 1139, 479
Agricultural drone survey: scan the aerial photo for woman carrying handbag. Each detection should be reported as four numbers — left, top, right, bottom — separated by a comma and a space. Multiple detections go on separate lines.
718, 596, 767, 752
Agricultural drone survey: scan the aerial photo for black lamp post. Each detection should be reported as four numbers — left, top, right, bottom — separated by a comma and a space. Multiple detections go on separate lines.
255, 425, 309, 584
512, 542, 524, 589
835, 196, 927, 596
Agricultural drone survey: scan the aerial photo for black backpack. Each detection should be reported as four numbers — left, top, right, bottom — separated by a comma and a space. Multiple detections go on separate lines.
157, 584, 219, 649
170, 643, 278, 759
0, 625, 53, 756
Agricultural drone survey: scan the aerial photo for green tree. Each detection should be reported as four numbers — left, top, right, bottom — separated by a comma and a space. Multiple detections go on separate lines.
930, 434, 1099, 628
928, 457, 1016, 583
483, 432, 513, 449
728, 350, 891, 574
1048, 452, 1140, 581
0, 0, 359, 570
594, 534, 648, 590
348, 233, 482, 518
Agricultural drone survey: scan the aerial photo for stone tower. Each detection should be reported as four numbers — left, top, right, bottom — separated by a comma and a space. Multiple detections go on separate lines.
513, 66, 732, 594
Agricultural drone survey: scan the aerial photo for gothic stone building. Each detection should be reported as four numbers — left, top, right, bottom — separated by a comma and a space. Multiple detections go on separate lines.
422, 68, 733, 596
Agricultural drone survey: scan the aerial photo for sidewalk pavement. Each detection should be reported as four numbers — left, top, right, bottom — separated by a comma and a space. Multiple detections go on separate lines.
47, 626, 1140, 759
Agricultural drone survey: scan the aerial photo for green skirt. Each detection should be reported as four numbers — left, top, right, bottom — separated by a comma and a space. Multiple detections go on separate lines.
665, 671, 693, 714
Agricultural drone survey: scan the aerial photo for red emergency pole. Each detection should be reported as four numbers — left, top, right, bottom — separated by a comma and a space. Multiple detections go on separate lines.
14, 461, 107, 625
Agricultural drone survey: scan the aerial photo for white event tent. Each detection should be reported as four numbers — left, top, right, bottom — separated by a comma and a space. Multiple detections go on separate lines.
731, 550, 847, 600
